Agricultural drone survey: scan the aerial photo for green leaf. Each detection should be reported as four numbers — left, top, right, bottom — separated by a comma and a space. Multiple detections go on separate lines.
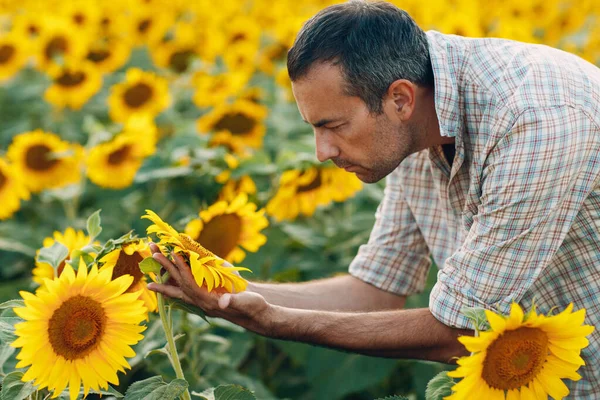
144, 333, 185, 359
140, 257, 162, 274
1, 371, 36, 400
0, 342, 14, 375
36, 242, 69, 270
168, 298, 209, 323
90, 385, 125, 398
373, 396, 409, 400
124, 376, 188, 400
66, 250, 95, 269
214, 385, 256, 400
193, 385, 256, 400
0, 300, 24, 310
461, 306, 489, 331
0, 238, 36, 257
86, 209, 102, 242
425, 371, 455, 400
0, 317, 21, 343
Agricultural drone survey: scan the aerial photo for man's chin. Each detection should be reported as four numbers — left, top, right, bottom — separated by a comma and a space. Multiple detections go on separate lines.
354, 170, 385, 184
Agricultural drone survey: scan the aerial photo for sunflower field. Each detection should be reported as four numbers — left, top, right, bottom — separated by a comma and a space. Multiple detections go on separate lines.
0, 0, 598, 399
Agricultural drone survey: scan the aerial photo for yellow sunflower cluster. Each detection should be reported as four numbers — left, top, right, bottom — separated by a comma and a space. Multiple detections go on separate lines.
266, 166, 363, 221
447, 303, 595, 399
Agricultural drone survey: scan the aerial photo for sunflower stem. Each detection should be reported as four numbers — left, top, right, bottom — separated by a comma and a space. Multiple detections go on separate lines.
156, 275, 192, 400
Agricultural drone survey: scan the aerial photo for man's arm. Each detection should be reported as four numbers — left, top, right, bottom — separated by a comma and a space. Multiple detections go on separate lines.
149, 251, 471, 364
249, 275, 406, 311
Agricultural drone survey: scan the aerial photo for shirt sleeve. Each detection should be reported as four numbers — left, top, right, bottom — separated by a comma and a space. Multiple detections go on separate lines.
430, 106, 600, 328
349, 165, 432, 296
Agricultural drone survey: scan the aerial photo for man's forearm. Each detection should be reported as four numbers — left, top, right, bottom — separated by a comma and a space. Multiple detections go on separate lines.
265, 306, 471, 363
248, 274, 406, 312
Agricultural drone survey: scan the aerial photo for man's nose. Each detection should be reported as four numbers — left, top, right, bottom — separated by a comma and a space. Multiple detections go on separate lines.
315, 130, 339, 163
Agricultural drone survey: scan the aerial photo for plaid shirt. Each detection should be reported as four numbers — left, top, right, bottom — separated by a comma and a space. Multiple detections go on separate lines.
349, 31, 600, 396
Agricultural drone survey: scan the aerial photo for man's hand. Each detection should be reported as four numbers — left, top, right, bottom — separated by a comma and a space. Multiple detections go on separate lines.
146, 243, 274, 336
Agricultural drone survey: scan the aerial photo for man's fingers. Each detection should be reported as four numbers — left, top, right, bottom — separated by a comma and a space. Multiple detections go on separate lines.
147, 282, 184, 300
149, 242, 162, 254
152, 252, 182, 284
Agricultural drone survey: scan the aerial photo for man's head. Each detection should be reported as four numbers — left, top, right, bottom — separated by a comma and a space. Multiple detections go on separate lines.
287, 1, 436, 183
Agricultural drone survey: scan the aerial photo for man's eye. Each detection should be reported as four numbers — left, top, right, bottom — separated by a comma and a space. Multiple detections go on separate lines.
327, 124, 344, 131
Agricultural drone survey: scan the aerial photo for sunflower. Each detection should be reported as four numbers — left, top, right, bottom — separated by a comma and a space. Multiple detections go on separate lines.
128, 6, 175, 47
0, 33, 29, 81
35, 18, 87, 72
184, 193, 267, 264
7, 130, 83, 193
149, 21, 204, 74
0, 158, 30, 220
86, 132, 152, 189
44, 61, 103, 110
33, 227, 94, 288
57, 1, 101, 36
142, 209, 250, 293
108, 68, 171, 123
85, 36, 131, 74
215, 153, 257, 202
275, 66, 294, 102
446, 303, 595, 399
99, 240, 157, 312
12, 261, 147, 400
196, 99, 267, 156
266, 166, 363, 221
191, 70, 249, 108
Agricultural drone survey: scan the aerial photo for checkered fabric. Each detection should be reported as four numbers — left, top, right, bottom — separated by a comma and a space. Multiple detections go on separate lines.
349, 31, 600, 396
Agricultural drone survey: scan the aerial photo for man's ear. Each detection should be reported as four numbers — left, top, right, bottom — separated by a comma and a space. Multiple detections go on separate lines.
386, 79, 416, 121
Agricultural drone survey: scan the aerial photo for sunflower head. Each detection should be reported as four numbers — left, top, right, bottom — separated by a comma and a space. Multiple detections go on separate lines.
12, 260, 147, 400
99, 239, 157, 312
447, 302, 595, 399
0, 157, 30, 220
142, 209, 251, 293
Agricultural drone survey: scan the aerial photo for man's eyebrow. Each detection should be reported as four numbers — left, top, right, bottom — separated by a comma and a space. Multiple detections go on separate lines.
303, 118, 340, 128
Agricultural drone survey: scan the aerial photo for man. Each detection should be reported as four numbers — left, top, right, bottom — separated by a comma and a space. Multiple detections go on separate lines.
148, 0, 600, 396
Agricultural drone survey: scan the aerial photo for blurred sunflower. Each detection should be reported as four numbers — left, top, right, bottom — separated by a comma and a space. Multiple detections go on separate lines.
150, 21, 202, 74
85, 37, 131, 74
128, 6, 174, 47
57, 1, 101, 36
7, 130, 82, 193
447, 303, 595, 399
142, 209, 250, 292
35, 18, 87, 71
33, 227, 94, 288
10, 13, 44, 41
275, 66, 294, 102
12, 261, 147, 400
215, 153, 257, 201
99, 239, 157, 312
185, 193, 267, 264
0, 33, 29, 81
44, 61, 102, 110
0, 158, 30, 220
192, 70, 249, 108
108, 68, 171, 123
197, 99, 267, 155
266, 166, 363, 221
86, 132, 152, 189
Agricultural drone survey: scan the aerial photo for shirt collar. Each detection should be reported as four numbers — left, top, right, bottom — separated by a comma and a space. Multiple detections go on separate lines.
425, 31, 467, 139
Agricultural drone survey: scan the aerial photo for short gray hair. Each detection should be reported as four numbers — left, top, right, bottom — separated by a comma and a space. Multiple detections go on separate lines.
287, 1, 433, 114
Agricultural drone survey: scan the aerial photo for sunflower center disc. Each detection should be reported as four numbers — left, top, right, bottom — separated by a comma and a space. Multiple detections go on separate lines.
112, 249, 144, 291
214, 112, 256, 135
87, 49, 111, 63
108, 145, 131, 165
124, 83, 153, 108
0, 45, 15, 63
297, 172, 322, 193
481, 327, 549, 390
56, 71, 86, 87
178, 234, 216, 260
0, 169, 6, 190
197, 214, 243, 259
45, 36, 68, 61
169, 50, 194, 73
48, 295, 106, 360
138, 19, 151, 33
25, 144, 59, 171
